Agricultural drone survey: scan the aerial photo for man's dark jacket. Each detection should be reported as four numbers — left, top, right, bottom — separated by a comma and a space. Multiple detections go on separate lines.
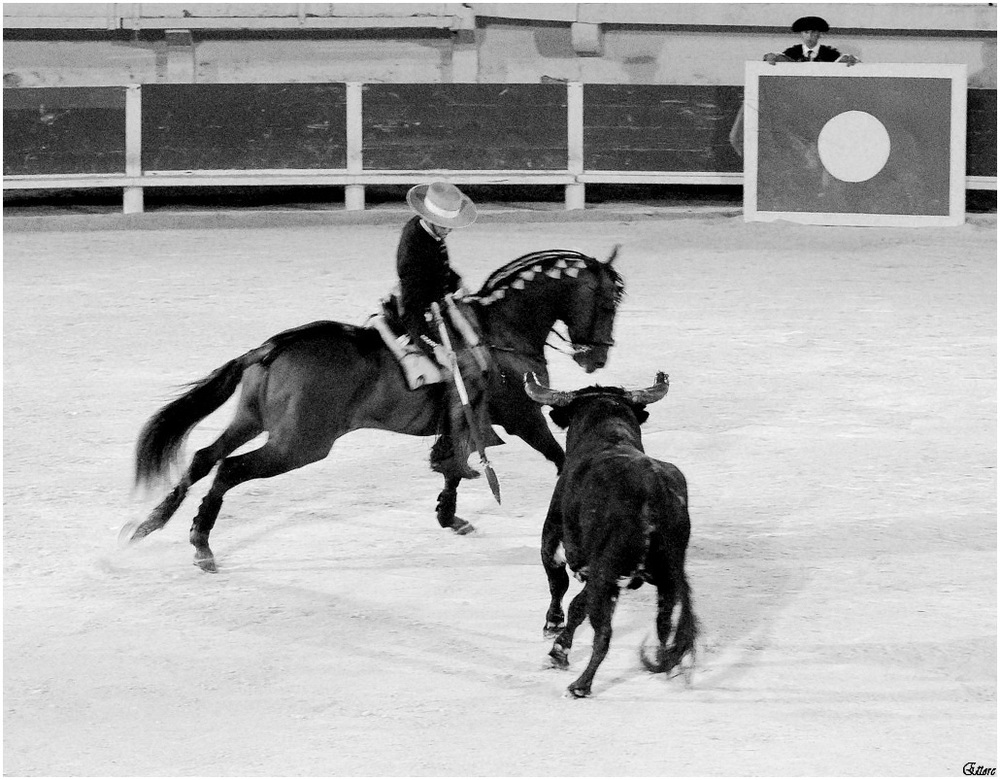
396, 215, 462, 343
781, 44, 842, 62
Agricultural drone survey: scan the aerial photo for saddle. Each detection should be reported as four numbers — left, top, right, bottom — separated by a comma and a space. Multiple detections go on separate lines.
369, 294, 489, 390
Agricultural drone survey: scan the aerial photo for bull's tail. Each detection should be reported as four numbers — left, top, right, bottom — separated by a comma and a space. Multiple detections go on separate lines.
639, 474, 699, 677
134, 345, 270, 489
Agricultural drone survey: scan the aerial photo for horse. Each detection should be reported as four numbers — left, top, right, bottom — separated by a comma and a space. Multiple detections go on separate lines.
121, 248, 625, 572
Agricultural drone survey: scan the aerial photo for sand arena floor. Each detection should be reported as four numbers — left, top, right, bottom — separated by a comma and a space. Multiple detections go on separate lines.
3, 210, 996, 776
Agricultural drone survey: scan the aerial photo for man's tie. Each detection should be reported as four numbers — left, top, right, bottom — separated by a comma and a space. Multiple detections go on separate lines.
806, 49, 815, 61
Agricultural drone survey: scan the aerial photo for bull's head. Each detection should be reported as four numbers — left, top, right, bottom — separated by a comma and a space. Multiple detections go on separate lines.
524, 371, 670, 432
523, 371, 669, 408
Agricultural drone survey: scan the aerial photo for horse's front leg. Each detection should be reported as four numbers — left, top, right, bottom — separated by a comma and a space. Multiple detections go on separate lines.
499, 401, 565, 474
436, 475, 474, 535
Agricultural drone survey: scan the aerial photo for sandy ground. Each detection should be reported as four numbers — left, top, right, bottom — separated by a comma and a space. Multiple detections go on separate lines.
3, 210, 996, 777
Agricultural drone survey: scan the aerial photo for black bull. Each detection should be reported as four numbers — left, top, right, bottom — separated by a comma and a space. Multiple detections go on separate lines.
122, 249, 624, 572
525, 372, 699, 698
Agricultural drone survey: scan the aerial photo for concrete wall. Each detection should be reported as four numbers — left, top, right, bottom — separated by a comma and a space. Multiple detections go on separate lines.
3, 3, 997, 88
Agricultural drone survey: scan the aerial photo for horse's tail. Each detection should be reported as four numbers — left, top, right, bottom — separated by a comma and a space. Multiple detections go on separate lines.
134, 345, 269, 489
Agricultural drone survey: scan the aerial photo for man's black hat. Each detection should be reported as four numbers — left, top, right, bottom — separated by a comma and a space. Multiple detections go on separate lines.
792, 16, 830, 33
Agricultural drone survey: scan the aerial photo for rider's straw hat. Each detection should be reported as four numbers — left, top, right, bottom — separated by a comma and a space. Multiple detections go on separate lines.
407, 181, 477, 228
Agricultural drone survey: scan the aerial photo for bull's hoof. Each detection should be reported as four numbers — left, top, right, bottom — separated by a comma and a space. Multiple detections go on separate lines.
543, 621, 564, 637
549, 644, 570, 669
449, 517, 476, 535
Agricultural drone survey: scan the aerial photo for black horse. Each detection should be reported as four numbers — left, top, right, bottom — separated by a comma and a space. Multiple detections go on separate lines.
122, 249, 624, 572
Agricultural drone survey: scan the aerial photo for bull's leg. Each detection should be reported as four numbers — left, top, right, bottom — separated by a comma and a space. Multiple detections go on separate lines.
567, 581, 620, 698
540, 504, 568, 634
642, 533, 698, 678
657, 557, 698, 677
435, 475, 474, 535
549, 584, 589, 669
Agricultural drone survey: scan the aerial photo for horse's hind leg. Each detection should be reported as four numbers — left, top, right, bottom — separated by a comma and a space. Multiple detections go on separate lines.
188, 441, 325, 573
122, 418, 261, 545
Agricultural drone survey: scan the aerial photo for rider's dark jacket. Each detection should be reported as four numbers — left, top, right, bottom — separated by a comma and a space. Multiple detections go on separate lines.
396, 215, 462, 345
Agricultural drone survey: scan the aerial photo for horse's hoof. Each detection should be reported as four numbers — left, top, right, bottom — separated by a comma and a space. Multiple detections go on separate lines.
194, 554, 218, 573
450, 518, 476, 535
566, 684, 591, 699
117, 520, 141, 547
543, 622, 564, 637
549, 645, 570, 669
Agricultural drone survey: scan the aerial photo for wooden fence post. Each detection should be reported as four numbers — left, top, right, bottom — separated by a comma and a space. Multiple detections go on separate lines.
123, 84, 144, 214
566, 81, 585, 210
345, 81, 365, 210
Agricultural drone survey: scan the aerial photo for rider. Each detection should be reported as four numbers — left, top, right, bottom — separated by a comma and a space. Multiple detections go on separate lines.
395, 180, 487, 480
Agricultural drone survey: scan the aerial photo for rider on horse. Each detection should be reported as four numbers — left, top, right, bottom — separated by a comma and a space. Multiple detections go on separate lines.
395, 180, 492, 480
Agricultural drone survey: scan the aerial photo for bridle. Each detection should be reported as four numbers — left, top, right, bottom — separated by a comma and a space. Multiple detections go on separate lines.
482, 257, 618, 357
555, 268, 617, 356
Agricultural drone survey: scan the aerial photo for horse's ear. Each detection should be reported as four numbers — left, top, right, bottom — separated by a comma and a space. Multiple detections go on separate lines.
600, 244, 621, 265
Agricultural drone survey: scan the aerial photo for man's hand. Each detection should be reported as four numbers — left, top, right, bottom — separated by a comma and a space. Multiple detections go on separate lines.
839, 54, 860, 66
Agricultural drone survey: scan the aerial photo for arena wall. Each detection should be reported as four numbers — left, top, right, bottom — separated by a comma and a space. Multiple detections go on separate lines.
3, 3, 996, 88
3, 3, 996, 212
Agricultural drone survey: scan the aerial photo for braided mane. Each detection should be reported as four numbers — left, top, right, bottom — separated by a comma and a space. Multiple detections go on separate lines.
471, 249, 624, 306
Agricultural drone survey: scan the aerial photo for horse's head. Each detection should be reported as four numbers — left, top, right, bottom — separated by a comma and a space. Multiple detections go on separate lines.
561, 246, 624, 373
473, 246, 625, 373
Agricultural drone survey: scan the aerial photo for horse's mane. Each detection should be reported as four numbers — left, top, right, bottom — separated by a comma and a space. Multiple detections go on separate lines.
471, 250, 625, 306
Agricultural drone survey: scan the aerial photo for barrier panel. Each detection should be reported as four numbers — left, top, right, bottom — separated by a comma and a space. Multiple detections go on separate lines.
583, 84, 743, 174
967, 89, 998, 178
362, 84, 567, 171
3, 87, 126, 176
142, 84, 347, 171
2, 81, 996, 213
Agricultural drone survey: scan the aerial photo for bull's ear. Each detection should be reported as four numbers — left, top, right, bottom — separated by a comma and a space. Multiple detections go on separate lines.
633, 407, 650, 425
548, 406, 572, 429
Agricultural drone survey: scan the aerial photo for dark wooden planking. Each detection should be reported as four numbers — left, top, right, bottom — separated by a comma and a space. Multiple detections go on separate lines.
141, 84, 347, 171
3, 87, 126, 176
967, 89, 997, 177
584, 84, 743, 172
362, 84, 567, 170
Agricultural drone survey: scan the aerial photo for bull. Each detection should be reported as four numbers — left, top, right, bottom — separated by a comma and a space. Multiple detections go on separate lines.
524, 371, 698, 697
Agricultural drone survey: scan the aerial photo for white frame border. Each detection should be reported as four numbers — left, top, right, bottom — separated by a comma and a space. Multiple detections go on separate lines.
743, 62, 968, 227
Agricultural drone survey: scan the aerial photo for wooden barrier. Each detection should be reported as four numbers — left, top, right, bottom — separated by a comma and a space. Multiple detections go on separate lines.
3, 82, 996, 213
142, 84, 348, 171
3, 87, 126, 176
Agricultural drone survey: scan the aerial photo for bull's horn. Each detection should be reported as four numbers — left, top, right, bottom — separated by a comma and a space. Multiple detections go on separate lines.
523, 372, 576, 407
600, 244, 621, 265
625, 372, 670, 406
